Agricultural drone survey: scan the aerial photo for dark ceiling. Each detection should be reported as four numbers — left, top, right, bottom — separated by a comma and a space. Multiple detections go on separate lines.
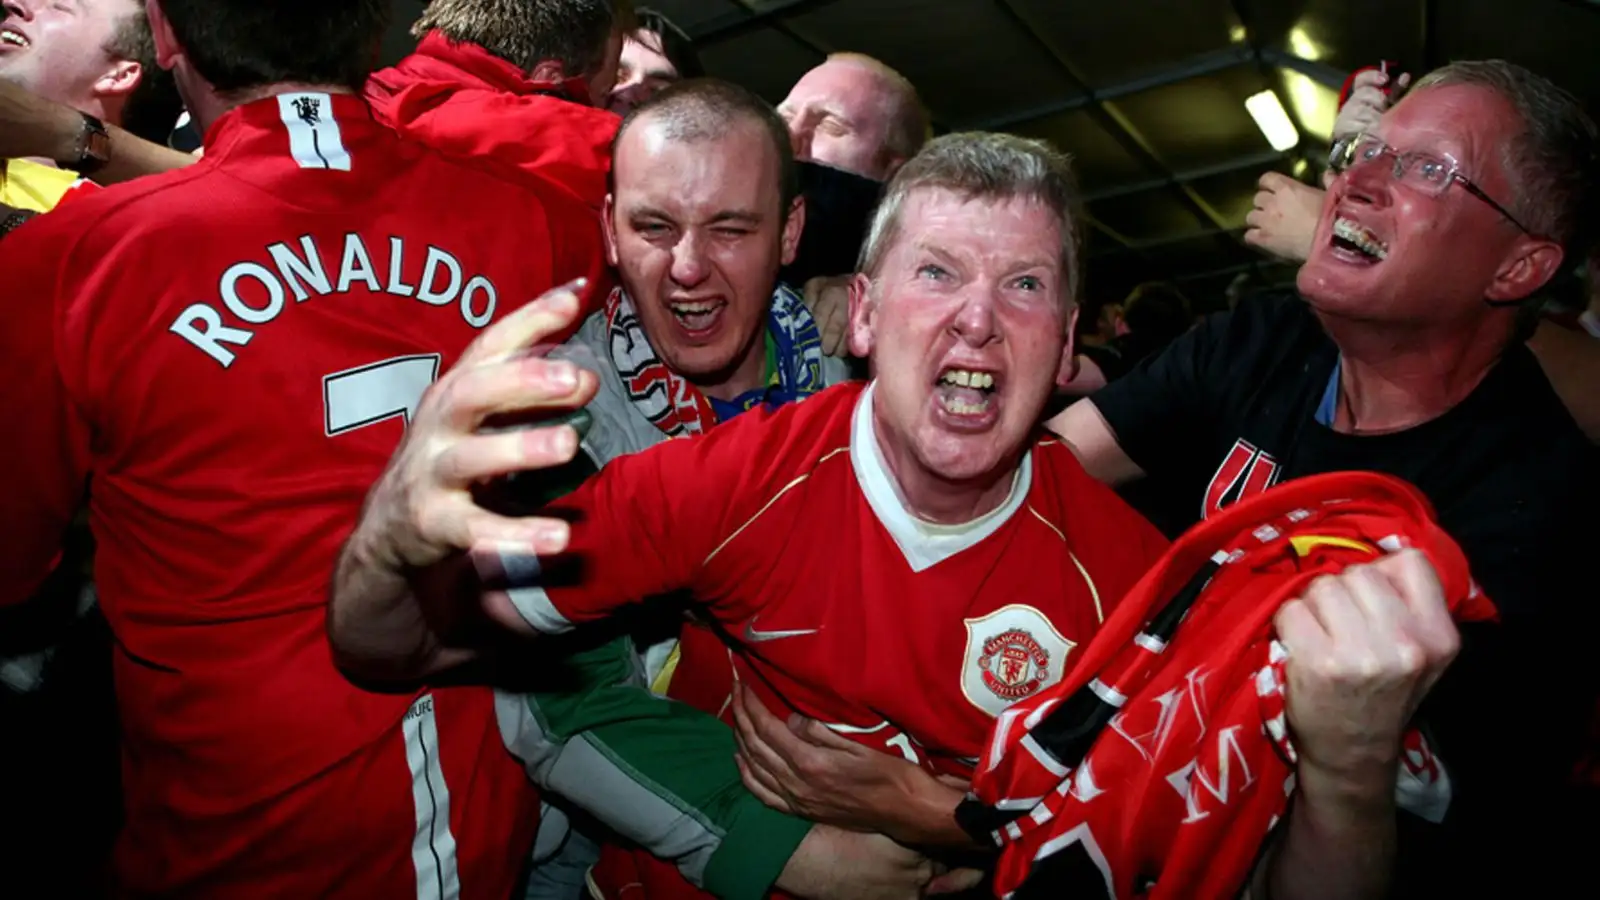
384, 0, 1600, 311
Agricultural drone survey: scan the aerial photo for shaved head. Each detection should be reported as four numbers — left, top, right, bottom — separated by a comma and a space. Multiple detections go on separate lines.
616, 77, 798, 209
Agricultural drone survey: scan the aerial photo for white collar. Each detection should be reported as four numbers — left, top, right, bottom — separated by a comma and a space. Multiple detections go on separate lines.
849, 382, 1031, 573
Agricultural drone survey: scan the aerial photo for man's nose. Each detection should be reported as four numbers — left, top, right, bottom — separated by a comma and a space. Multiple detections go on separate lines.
950, 287, 1000, 346
670, 232, 711, 286
4, 1, 33, 22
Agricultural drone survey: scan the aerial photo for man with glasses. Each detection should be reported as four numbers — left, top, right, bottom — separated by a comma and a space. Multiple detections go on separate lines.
1048, 60, 1598, 893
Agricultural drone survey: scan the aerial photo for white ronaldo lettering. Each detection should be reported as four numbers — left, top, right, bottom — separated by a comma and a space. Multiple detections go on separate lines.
220, 262, 286, 324
337, 233, 381, 294
170, 304, 254, 368
416, 248, 463, 307
387, 237, 416, 297
167, 235, 504, 368
268, 235, 333, 301
460, 276, 496, 328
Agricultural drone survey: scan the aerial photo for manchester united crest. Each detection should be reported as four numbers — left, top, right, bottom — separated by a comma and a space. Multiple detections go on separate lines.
979, 629, 1050, 700
962, 605, 1075, 717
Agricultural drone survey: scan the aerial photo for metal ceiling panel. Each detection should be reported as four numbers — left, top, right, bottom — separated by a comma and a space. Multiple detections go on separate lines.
649, 0, 759, 36
1011, 110, 1153, 191
1112, 68, 1280, 171
1187, 161, 1300, 227
1089, 190, 1210, 245
785, 0, 1089, 126
697, 27, 824, 104
1246, 0, 1424, 73
1011, 0, 1241, 87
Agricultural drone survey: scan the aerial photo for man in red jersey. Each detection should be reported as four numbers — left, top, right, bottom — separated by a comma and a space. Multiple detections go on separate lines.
0, 0, 609, 895
366, 0, 628, 213
330, 131, 1171, 898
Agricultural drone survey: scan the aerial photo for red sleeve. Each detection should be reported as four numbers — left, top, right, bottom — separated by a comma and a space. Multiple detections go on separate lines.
0, 213, 92, 606
497, 404, 807, 633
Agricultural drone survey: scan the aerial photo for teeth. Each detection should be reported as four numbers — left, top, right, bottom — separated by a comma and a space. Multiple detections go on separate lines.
939, 369, 995, 390
939, 395, 991, 416
0, 30, 26, 47
1332, 217, 1388, 260
670, 300, 719, 316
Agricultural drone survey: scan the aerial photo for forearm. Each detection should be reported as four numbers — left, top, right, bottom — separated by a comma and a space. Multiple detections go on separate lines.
0, 81, 193, 182
889, 774, 980, 849
513, 636, 811, 900
326, 524, 473, 681
1258, 764, 1396, 900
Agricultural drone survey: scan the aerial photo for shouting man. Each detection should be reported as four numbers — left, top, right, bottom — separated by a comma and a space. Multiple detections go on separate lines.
327, 131, 1169, 897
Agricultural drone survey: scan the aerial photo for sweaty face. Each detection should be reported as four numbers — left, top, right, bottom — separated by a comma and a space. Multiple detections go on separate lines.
0, 0, 132, 109
1298, 84, 1531, 324
605, 119, 801, 387
853, 189, 1072, 484
606, 29, 678, 116
779, 59, 898, 181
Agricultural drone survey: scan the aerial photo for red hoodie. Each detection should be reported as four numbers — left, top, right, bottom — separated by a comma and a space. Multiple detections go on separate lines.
365, 31, 618, 334
366, 32, 620, 212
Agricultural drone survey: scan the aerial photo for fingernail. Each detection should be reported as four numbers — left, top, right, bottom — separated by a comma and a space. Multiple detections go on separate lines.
548, 362, 578, 389
552, 426, 577, 456
540, 522, 570, 549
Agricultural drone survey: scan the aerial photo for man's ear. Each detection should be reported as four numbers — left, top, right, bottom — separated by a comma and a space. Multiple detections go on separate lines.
530, 60, 567, 84
846, 273, 876, 359
601, 193, 621, 268
1054, 305, 1081, 385
1487, 238, 1565, 305
146, 0, 180, 71
94, 60, 144, 101
780, 194, 806, 267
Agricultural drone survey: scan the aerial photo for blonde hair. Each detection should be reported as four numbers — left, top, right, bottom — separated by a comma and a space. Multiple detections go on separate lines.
414, 0, 635, 76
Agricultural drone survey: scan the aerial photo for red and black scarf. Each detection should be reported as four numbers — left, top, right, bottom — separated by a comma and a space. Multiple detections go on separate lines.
959, 472, 1499, 900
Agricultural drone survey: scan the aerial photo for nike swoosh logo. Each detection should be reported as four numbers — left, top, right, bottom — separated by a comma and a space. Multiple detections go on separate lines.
742, 620, 821, 643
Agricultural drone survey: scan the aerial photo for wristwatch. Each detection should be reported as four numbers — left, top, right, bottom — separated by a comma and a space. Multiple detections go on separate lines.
57, 112, 111, 176
1, 208, 37, 240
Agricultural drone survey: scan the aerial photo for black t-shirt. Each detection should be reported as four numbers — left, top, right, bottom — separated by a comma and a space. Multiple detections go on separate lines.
1092, 292, 1599, 891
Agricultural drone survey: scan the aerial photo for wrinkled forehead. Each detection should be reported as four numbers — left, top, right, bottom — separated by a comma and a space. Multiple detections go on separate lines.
1377, 83, 1521, 179
889, 187, 1065, 265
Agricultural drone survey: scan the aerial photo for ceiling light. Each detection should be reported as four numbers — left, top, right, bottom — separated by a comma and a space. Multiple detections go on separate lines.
1288, 26, 1323, 62
1229, 25, 1248, 43
1245, 90, 1300, 151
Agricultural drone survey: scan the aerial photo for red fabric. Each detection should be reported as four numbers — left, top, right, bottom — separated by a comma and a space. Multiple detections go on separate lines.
0, 94, 605, 896
966, 472, 1499, 900
534, 383, 1168, 898
366, 32, 618, 212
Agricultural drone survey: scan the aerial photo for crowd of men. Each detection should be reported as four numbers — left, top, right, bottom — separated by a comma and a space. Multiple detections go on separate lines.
1, 1, 1596, 899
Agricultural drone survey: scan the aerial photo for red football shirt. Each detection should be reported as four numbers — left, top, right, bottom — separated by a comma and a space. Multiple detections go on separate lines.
499, 382, 1168, 898
0, 92, 600, 899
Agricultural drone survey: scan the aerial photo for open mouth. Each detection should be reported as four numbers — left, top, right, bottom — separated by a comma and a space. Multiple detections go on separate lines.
668, 298, 725, 333
936, 367, 999, 417
0, 28, 30, 50
1330, 217, 1388, 263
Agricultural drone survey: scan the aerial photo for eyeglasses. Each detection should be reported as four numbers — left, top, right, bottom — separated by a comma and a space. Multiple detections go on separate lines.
1330, 132, 1540, 237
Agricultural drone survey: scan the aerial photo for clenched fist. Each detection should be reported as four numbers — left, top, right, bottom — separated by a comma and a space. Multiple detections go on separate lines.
1274, 549, 1461, 779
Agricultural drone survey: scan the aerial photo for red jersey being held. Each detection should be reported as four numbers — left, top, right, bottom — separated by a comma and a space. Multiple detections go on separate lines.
0, 93, 600, 899
367, 31, 619, 212
488, 381, 1169, 900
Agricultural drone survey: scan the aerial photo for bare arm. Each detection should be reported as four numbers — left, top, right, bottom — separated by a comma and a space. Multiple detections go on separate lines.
1044, 399, 1146, 487
1527, 318, 1600, 444
0, 80, 194, 183
1251, 765, 1397, 900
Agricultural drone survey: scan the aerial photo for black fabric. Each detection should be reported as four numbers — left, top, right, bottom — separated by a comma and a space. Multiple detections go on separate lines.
1090, 291, 1600, 893
0, 208, 37, 240
779, 161, 884, 287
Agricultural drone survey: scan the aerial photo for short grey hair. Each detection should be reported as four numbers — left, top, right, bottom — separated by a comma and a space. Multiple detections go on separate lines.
1412, 60, 1599, 252
857, 132, 1084, 302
